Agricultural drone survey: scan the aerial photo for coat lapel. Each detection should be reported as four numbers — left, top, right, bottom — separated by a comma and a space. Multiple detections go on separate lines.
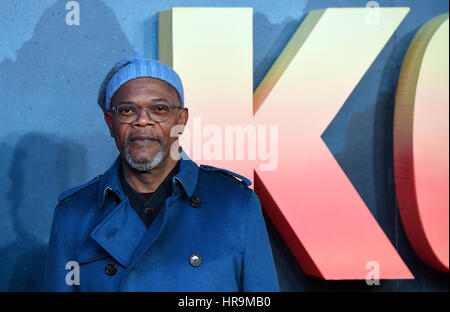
90, 150, 200, 270
90, 200, 147, 267
126, 150, 200, 269
90, 156, 147, 268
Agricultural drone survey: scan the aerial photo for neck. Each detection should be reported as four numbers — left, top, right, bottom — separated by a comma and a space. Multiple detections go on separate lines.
121, 153, 178, 193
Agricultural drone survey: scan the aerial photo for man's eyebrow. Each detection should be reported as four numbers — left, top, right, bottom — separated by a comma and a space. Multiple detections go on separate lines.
117, 98, 170, 105
149, 98, 169, 102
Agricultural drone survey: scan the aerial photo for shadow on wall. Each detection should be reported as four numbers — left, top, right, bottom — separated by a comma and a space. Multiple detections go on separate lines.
253, 11, 303, 91
0, 0, 136, 129
0, 0, 136, 291
0, 133, 87, 291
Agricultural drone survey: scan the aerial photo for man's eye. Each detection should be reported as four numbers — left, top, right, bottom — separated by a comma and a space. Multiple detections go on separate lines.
119, 107, 135, 115
153, 105, 169, 112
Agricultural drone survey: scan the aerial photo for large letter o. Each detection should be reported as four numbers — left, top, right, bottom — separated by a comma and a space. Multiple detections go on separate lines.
394, 14, 449, 273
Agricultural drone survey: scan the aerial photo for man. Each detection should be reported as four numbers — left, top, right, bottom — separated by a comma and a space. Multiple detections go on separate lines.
44, 56, 279, 291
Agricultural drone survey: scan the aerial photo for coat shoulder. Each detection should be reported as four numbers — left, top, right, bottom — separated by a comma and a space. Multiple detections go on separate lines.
57, 174, 101, 204
199, 164, 251, 188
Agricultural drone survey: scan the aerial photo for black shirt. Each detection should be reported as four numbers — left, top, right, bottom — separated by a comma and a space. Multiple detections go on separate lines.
119, 162, 180, 228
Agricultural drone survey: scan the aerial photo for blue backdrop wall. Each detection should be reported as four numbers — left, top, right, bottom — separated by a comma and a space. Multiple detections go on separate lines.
0, 0, 448, 291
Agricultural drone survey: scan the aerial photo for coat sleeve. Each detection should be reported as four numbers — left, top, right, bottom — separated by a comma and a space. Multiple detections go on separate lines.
240, 191, 279, 292
44, 205, 76, 292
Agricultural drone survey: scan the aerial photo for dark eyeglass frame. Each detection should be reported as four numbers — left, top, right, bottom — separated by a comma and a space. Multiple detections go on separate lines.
110, 102, 183, 124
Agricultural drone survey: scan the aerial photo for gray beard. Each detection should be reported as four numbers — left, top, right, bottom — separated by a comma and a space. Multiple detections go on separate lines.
124, 144, 164, 172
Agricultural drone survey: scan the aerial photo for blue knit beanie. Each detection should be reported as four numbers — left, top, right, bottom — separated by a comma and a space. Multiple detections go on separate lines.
102, 56, 184, 111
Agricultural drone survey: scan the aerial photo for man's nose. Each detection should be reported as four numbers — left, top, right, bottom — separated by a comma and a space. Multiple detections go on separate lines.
134, 108, 154, 126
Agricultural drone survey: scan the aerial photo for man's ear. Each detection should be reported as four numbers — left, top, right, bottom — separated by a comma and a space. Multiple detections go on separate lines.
104, 112, 115, 137
179, 108, 189, 127
176, 108, 189, 135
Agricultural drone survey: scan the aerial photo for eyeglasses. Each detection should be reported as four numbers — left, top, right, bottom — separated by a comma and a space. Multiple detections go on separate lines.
111, 102, 182, 124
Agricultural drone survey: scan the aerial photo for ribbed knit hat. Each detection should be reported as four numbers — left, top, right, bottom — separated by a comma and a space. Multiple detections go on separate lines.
103, 56, 184, 111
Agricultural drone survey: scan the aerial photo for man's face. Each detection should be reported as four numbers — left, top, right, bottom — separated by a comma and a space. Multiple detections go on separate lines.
104, 77, 188, 171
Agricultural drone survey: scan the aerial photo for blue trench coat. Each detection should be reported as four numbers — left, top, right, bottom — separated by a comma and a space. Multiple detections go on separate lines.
44, 152, 279, 291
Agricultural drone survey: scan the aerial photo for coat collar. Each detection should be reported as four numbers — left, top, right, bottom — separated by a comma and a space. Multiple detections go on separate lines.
90, 147, 199, 267
173, 150, 199, 198
96, 147, 199, 208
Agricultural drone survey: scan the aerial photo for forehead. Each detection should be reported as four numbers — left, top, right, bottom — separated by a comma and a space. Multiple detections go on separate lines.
112, 77, 177, 103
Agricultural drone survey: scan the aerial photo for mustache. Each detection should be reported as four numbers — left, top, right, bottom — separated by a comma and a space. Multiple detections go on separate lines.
125, 131, 163, 144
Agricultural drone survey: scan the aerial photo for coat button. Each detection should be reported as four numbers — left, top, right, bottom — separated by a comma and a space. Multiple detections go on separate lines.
190, 196, 201, 208
144, 206, 153, 216
105, 263, 117, 276
189, 254, 202, 267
